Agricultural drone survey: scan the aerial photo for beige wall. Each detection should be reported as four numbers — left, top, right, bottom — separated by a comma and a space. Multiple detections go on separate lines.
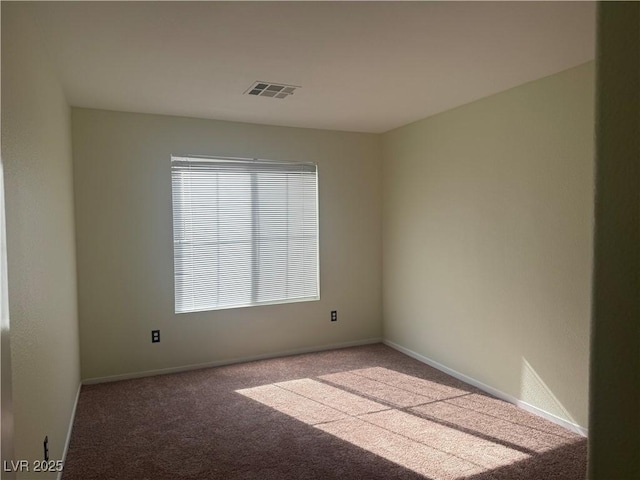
72, 108, 382, 380
382, 62, 594, 428
1, 3, 80, 478
1, 3, 597, 464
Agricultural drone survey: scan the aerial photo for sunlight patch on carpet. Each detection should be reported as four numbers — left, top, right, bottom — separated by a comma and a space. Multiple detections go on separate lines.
235, 367, 565, 478
238, 383, 347, 425
412, 394, 574, 453
317, 417, 484, 480
348, 367, 470, 400
360, 409, 529, 469
275, 378, 390, 416
318, 371, 434, 407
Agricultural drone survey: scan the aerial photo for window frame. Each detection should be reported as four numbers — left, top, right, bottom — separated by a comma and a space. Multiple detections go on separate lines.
170, 154, 320, 314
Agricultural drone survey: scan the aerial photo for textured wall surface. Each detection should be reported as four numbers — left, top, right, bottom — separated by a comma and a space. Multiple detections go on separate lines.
1, 4, 81, 477
72, 108, 382, 380
382, 62, 594, 428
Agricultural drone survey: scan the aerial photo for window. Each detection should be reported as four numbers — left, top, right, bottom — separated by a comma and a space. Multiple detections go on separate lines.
171, 156, 319, 314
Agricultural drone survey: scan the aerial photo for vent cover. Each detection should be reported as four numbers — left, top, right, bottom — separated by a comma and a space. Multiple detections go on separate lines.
244, 81, 299, 99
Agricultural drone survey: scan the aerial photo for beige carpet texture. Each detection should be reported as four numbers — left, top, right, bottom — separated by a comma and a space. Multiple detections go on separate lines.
62, 344, 586, 479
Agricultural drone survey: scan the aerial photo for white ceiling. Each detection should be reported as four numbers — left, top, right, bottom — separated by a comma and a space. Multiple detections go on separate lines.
32, 1, 596, 133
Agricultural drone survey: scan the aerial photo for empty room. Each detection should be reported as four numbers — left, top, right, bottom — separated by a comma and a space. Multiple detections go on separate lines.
1, 1, 638, 480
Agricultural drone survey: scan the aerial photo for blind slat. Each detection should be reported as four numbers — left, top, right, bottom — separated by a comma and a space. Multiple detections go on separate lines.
171, 156, 319, 313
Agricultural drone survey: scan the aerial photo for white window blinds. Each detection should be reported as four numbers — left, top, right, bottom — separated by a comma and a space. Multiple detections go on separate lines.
171, 156, 319, 314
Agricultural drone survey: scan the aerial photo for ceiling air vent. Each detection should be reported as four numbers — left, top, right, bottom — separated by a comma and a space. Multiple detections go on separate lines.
244, 81, 299, 99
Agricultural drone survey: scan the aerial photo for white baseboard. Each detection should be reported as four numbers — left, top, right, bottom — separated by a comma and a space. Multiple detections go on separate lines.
57, 383, 81, 480
383, 339, 588, 437
82, 337, 383, 385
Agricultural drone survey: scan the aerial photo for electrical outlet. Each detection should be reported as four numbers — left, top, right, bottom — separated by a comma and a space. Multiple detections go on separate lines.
152, 330, 160, 343
43, 436, 49, 461
331, 310, 337, 322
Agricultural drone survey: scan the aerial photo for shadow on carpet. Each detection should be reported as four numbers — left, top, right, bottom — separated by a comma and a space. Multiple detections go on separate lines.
62, 344, 586, 480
